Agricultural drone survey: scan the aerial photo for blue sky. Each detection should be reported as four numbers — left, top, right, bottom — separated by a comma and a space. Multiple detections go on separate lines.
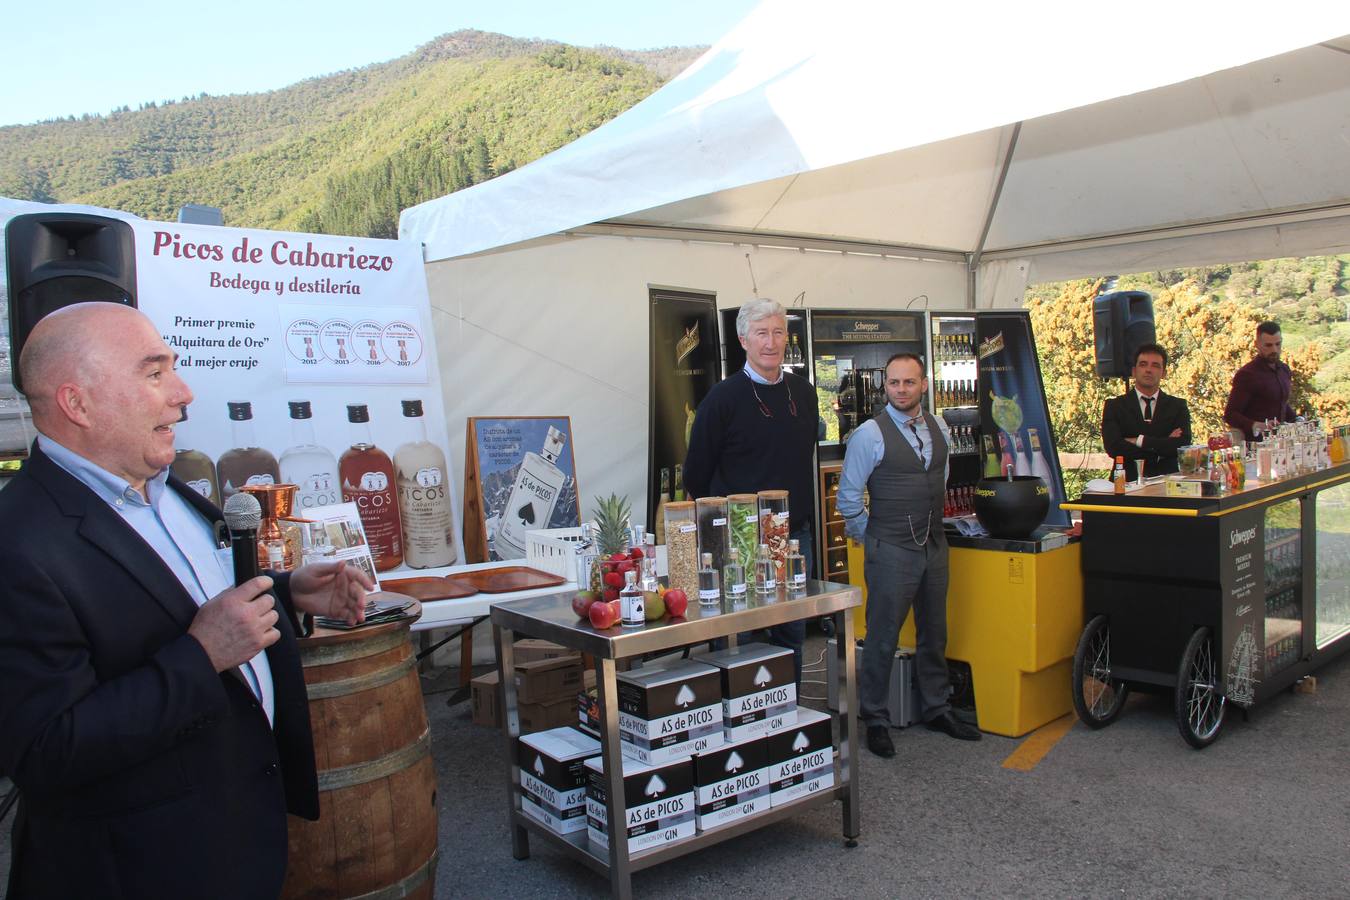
2, 0, 761, 127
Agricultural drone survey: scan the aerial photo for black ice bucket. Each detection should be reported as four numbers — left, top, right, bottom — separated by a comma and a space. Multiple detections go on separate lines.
973, 476, 1050, 539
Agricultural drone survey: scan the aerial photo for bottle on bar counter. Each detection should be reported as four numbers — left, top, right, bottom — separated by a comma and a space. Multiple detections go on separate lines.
620, 569, 643, 628
698, 552, 721, 606
723, 547, 747, 602
340, 403, 403, 571
1112, 456, 1127, 494
785, 538, 806, 593
755, 542, 777, 594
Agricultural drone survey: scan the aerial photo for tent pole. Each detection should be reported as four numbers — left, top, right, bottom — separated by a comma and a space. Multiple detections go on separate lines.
968, 121, 1022, 309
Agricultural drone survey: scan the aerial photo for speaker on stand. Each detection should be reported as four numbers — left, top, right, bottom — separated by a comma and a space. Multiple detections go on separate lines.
1093, 289, 1155, 387
5, 213, 137, 392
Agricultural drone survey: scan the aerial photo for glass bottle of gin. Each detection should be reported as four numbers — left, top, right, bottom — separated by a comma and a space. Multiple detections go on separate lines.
340, 403, 403, 571
493, 426, 568, 560
723, 547, 747, 602
279, 400, 340, 513
216, 401, 280, 501
755, 542, 777, 594
698, 552, 721, 606
785, 538, 807, 593
393, 399, 457, 568
170, 408, 220, 505
620, 569, 644, 628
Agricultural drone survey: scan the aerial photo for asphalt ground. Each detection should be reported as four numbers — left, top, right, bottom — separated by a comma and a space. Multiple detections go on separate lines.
3, 634, 1346, 898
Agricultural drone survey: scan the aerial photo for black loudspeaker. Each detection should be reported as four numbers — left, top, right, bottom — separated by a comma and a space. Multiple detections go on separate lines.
1093, 290, 1155, 379
6, 213, 137, 392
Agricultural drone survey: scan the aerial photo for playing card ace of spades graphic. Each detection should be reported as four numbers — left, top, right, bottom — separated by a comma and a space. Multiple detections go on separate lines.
470, 417, 580, 561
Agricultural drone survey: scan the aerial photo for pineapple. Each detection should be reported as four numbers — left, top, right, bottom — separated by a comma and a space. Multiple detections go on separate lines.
593, 493, 632, 556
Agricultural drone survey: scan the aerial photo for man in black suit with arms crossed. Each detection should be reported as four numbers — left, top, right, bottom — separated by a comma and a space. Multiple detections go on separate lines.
0, 302, 374, 899
1101, 342, 1191, 482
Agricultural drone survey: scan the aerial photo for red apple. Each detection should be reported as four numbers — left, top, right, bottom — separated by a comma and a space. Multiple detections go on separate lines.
572, 590, 600, 619
603, 571, 625, 589
589, 598, 618, 629
609, 599, 622, 621
663, 588, 688, 618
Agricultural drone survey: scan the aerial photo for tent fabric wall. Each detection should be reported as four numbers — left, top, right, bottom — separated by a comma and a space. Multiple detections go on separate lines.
427, 233, 967, 524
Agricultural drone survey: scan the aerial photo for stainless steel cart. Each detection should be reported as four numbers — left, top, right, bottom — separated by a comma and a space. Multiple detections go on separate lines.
491, 580, 862, 899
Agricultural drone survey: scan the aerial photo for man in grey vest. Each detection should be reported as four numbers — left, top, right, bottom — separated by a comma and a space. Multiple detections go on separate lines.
836, 353, 981, 757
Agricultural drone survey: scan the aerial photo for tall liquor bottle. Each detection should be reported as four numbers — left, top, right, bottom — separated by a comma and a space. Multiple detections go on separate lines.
653, 467, 671, 544
1027, 427, 1054, 482
393, 399, 457, 569
279, 400, 341, 513
170, 409, 220, 505
981, 433, 1001, 478
1012, 430, 1033, 476
340, 404, 403, 571
493, 426, 568, 559
996, 431, 1015, 478
216, 401, 279, 500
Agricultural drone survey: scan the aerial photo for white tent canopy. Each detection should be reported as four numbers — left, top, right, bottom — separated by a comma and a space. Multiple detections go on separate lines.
401, 0, 1350, 292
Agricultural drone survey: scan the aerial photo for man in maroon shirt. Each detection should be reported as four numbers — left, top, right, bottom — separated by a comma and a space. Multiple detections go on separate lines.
1224, 321, 1297, 440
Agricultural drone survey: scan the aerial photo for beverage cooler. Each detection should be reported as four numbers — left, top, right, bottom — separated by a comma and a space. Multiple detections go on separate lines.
714, 307, 1069, 582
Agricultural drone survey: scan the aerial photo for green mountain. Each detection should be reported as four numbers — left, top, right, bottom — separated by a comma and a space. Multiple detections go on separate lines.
0, 31, 703, 238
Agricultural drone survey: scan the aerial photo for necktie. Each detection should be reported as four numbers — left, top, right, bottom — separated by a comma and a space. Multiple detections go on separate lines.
1143, 396, 1154, 422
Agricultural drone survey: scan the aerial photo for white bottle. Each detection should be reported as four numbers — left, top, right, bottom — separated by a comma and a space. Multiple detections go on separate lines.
785, 538, 807, 592
723, 547, 747, 601
393, 399, 457, 568
279, 400, 341, 513
756, 542, 777, 594
1027, 427, 1054, 483
494, 426, 568, 559
1012, 430, 1033, 477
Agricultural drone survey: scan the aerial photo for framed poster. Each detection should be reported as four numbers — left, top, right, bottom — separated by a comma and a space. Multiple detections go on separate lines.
464, 416, 580, 562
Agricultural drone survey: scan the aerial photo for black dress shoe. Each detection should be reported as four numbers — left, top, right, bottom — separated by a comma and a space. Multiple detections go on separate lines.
925, 711, 982, 741
866, 725, 896, 758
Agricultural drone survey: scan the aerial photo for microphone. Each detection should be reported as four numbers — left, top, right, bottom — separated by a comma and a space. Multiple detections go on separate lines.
223, 492, 262, 586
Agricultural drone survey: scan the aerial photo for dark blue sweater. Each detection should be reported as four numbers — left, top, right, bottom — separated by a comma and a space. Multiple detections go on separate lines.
683, 370, 819, 533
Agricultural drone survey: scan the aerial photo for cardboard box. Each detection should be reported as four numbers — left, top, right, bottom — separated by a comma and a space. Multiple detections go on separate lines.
518, 695, 581, 734
517, 726, 600, 835
767, 708, 835, 808
471, 670, 501, 728
513, 639, 581, 665
514, 656, 585, 705
617, 660, 724, 764
692, 734, 770, 831
585, 754, 695, 853
701, 643, 797, 741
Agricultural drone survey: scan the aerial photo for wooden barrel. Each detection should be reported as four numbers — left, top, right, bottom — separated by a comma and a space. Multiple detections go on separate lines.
283, 603, 438, 899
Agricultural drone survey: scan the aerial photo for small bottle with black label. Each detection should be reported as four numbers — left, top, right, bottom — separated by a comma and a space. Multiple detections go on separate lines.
698, 552, 721, 605
620, 569, 644, 627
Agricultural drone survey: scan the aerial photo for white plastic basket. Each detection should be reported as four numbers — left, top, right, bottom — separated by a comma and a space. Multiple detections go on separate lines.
525, 526, 588, 579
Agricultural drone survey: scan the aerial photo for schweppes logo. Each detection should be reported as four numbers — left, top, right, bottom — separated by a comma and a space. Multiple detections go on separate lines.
676, 322, 700, 366
978, 331, 1004, 360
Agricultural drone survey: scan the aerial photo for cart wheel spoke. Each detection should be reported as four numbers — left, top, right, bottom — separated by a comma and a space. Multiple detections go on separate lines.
1072, 615, 1129, 728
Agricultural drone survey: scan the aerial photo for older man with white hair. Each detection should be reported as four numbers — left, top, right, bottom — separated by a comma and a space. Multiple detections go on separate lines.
684, 298, 819, 679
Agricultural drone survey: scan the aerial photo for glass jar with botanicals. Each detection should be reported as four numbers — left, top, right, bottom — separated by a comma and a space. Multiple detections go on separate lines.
279, 400, 340, 514
662, 501, 698, 598
695, 496, 730, 583
727, 494, 759, 579
394, 399, 457, 568
756, 490, 790, 584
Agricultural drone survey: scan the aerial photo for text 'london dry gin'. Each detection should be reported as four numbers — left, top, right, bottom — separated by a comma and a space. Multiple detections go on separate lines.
279, 400, 340, 512
494, 426, 567, 559
394, 399, 457, 568
340, 403, 403, 570
216, 401, 279, 501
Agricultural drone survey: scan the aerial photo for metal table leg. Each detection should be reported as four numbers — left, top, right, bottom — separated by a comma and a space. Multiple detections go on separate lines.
494, 625, 529, 860
837, 608, 860, 845
596, 656, 634, 899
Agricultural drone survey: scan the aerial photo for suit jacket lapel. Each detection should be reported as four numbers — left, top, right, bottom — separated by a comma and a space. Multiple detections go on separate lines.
28, 446, 205, 630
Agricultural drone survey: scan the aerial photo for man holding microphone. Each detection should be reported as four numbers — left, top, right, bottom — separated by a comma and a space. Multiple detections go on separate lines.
0, 303, 372, 899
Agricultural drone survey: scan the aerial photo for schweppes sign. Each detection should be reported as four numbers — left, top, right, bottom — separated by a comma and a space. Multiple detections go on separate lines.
978, 331, 1004, 360
676, 322, 700, 366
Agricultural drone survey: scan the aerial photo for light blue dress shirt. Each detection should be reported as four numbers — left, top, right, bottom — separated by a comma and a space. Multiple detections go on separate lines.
38, 434, 275, 724
836, 406, 951, 541
743, 362, 783, 385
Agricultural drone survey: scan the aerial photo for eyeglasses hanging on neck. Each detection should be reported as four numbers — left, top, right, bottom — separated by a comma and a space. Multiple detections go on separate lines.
746, 370, 799, 419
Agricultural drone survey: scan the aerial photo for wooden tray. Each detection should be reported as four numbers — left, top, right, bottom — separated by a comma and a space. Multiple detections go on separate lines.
448, 566, 566, 594
380, 576, 479, 601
